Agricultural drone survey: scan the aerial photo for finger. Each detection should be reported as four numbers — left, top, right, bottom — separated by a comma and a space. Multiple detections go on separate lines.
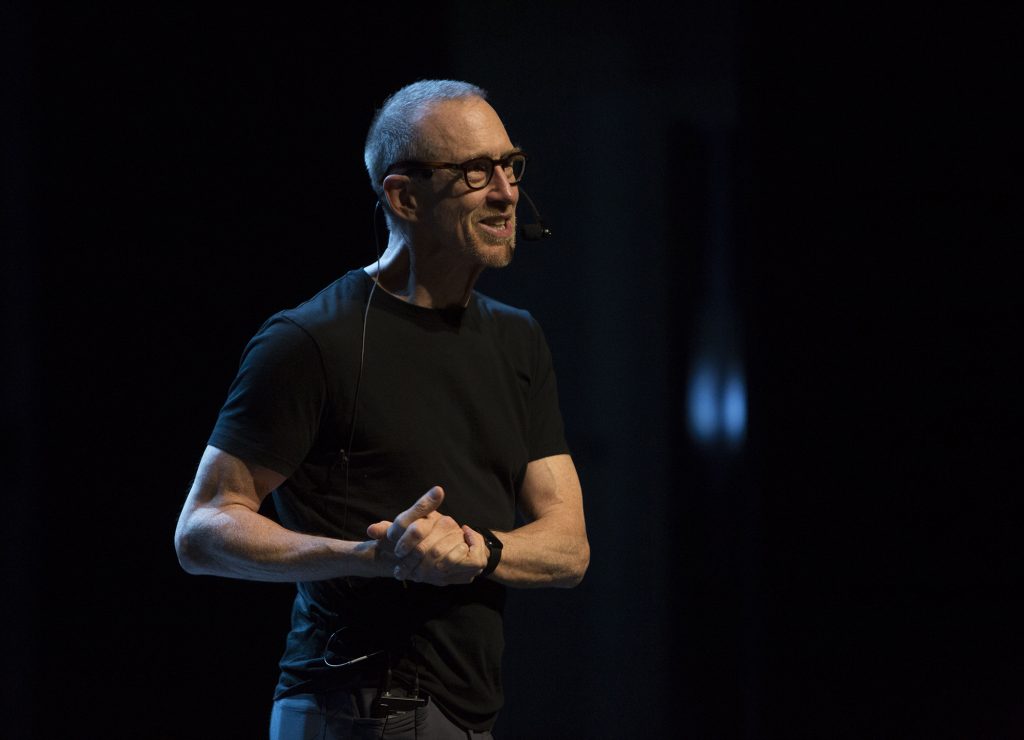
366, 520, 392, 540
434, 541, 472, 574
462, 525, 484, 550
387, 486, 445, 541
401, 539, 471, 584
424, 550, 485, 585
423, 532, 472, 574
395, 522, 466, 579
463, 526, 490, 569
462, 526, 489, 578
393, 512, 441, 559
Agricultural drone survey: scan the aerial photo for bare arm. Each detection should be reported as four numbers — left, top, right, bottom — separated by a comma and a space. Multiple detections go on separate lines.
362, 455, 588, 588
488, 453, 590, 588
174, 445, 393, 581
174, 445, 487, 584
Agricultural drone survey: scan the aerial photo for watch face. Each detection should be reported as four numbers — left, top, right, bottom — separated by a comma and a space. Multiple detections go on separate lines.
483, 530, 502, 549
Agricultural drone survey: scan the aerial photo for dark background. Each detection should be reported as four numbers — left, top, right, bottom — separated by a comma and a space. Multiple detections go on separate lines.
3, 2, 1021, 738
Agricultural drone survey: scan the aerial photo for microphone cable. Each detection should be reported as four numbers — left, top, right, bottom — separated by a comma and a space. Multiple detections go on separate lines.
340, 200, 384, 533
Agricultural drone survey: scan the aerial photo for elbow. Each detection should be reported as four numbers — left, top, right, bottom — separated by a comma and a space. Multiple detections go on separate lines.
560, 539, 591, 588
174, 519, 211, 576
573, 541, 591, 585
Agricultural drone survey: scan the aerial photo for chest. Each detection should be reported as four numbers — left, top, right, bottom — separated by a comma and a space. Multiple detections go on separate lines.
319, 311, 531, 524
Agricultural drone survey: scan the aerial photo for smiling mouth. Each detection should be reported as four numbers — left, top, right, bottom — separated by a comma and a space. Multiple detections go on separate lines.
478, 216, 514, 238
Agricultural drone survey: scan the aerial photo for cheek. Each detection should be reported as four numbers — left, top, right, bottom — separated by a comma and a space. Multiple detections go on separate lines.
452, 205, 481, 232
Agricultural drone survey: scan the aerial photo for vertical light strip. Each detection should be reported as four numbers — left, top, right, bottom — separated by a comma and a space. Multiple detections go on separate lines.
687, 358, 746, 448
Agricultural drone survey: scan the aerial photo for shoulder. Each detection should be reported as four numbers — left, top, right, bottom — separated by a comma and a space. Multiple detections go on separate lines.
267, 269, 372, 345
473, 290, 541, 334
235, 270, 371, 372
472, 291, 554, 370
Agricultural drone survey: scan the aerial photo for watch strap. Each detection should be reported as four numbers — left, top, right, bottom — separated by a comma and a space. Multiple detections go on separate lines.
477, 527, 503, 579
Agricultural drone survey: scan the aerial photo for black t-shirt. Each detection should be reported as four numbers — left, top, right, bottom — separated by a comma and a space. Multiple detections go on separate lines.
208, 269, 568, 730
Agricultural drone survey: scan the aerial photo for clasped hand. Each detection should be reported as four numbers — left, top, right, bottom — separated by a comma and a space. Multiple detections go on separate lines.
366, 486, 487, 585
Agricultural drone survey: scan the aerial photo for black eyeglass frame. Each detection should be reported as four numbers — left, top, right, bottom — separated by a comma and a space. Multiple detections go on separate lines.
384, 151, 527, 191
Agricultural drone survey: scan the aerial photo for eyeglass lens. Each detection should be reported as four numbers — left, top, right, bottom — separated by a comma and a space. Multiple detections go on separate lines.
465, 154, 526, 189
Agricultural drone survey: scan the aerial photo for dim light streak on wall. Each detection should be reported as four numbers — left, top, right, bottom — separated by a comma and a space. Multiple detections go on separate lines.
687, 358, 746, 448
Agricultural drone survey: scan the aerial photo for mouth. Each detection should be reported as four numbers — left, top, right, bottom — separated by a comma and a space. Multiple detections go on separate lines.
477, 215, 515, 239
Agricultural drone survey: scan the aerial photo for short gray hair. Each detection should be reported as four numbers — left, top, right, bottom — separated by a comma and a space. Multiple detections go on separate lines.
364, 80, 487, 224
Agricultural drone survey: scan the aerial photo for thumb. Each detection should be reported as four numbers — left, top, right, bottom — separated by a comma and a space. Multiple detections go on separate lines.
366, 520, 392, 540
405, 485, 444, 519
389, 486, 445, 539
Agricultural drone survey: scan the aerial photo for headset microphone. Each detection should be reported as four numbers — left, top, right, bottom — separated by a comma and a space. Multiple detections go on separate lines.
517, 187, 552, 241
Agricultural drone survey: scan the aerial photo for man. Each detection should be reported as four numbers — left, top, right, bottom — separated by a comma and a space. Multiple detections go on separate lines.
174, 79, 589, 739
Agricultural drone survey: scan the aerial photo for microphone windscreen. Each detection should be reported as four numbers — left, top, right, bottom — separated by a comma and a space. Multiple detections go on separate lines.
520, 223, 547, 241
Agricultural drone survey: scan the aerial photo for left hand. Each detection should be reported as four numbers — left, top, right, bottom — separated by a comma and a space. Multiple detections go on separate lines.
366, 487, 488, 585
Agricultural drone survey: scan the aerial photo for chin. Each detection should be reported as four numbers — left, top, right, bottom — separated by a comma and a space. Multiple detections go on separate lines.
483, 245, 515, 269
468, 237, 516, 269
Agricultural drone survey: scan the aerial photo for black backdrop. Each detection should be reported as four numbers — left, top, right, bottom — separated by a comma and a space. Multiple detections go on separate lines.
3, 2, 1021, 738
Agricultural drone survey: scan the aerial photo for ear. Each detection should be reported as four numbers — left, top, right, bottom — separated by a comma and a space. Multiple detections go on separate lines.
382, 174, 419, 225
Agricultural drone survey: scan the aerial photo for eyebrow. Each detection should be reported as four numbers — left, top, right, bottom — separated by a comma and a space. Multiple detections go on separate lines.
463, 147, 524, 161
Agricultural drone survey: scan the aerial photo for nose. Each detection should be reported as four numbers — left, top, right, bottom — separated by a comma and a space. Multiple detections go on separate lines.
487, 164, 518, 205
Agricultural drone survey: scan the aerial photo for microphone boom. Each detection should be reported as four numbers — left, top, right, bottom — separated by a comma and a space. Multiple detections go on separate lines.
517, 187, 552, 241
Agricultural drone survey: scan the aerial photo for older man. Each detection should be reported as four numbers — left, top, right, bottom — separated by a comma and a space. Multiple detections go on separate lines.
174, 79, 589, 739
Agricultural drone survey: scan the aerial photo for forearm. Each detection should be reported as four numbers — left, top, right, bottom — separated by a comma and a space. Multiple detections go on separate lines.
487, 454, 589, 588
489, 514, 590, 588
175, 504, 386, 582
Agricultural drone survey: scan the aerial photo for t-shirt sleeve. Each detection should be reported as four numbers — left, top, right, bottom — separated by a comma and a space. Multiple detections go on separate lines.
208, 315, 327, 478
526, 320, 570, 461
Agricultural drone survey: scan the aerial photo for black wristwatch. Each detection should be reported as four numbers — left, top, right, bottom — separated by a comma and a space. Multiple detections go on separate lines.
477, 527, 503, 580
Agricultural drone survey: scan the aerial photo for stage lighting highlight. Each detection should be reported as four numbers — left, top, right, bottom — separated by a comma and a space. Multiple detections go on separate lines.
687, 358, 746, 448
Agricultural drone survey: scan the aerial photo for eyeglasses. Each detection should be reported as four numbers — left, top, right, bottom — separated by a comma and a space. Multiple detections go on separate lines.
386, 151, 527, 191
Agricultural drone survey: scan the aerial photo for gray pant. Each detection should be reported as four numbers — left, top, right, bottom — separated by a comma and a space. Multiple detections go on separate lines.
269, 689, 495, 740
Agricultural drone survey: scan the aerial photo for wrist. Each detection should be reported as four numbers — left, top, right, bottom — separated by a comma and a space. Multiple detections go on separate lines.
477, 528, 503, 580
353, 538, 393, 579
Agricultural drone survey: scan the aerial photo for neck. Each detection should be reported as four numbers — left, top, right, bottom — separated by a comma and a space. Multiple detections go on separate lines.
364, 233, 483, 309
